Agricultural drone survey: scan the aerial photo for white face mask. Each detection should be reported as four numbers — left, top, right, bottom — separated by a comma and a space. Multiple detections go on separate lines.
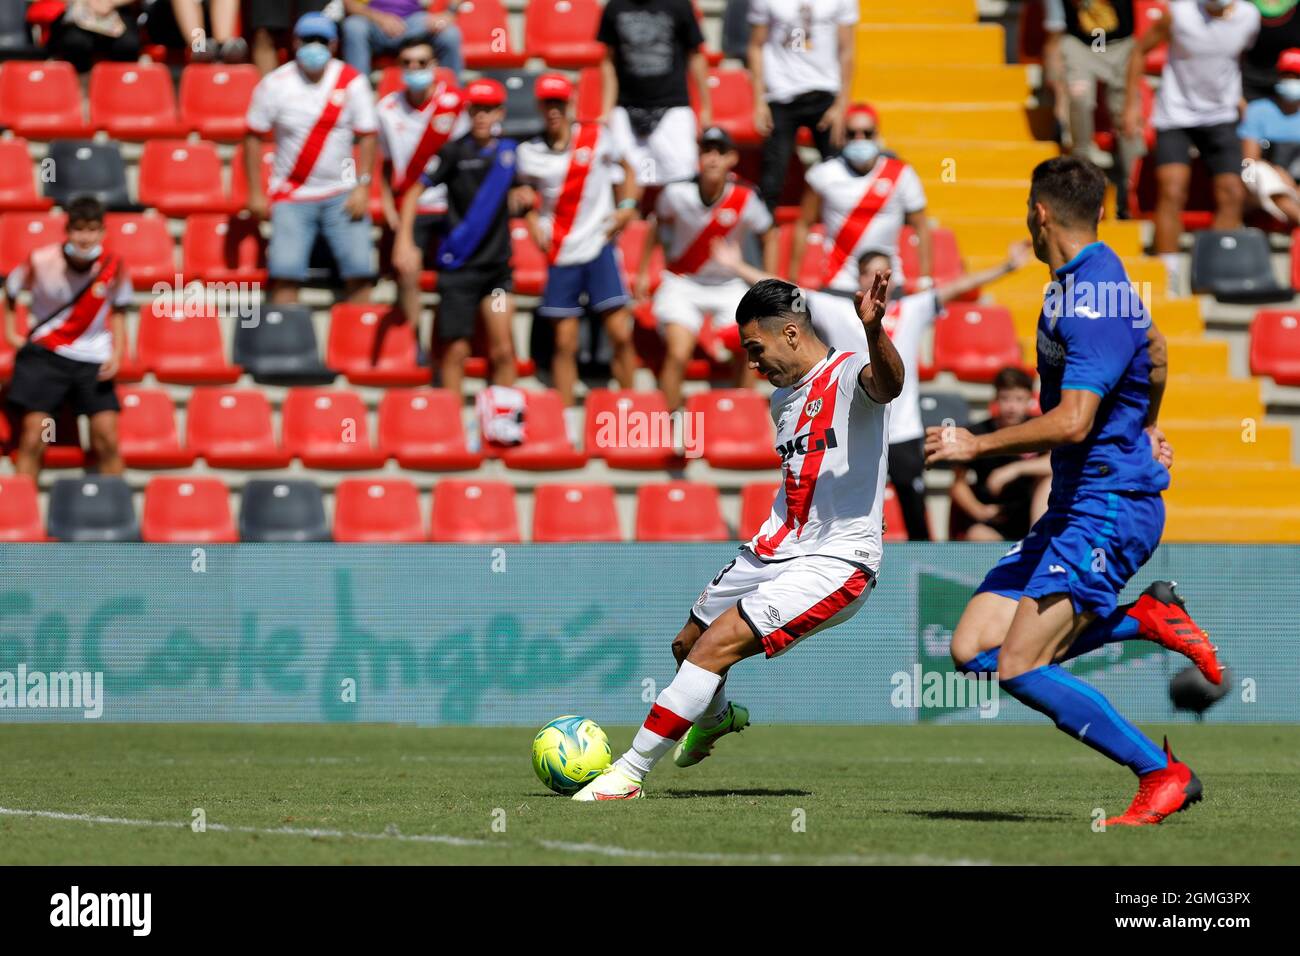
842, 139, 880, 170
64, 241, 102, 263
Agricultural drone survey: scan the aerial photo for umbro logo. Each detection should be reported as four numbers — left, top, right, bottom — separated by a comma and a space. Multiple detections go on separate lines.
765, 605, 782, 626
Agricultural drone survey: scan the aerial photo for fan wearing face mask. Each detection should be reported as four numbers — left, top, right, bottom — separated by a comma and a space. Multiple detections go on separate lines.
1239, 48, 1300, 226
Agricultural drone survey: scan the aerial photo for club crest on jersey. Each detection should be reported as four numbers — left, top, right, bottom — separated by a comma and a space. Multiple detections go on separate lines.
330, 90, 346, 107
92, 281, 106, 296
873, 178, 893, 195
574, 146, 593, 166
804, 398, 823, 418
434, 113, 455, 133
717, 207, 738, 227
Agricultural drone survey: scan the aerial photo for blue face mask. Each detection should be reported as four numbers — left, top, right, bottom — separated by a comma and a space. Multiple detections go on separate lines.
842, 139, 880, 170
404, 69, 434, 94
296, 41, 331, 72
1278, 79, 1300, 102
64, 242, 102, 263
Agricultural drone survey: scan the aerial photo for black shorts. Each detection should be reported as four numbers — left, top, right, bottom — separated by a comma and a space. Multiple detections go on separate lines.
6, 343, 119, 417
412, 214, 444, 271
1154, 123, 1243, 177
245, 0, 328, 33
435, 263, 512, 342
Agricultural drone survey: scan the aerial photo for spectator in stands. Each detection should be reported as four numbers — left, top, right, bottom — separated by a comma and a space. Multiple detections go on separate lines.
248, 0, 328, 76
948, 366, 1052, 542
341, 0, 464, 78
1241, 0, 1300, 102
244, 13, 378, 305
1240, 48, 1300, 226
47, 0, 142, 72
722, 0, 751, 61
517, 73, 640, 406
165, 0, 247, 62
748, 0, 857, 212
597, 0, 712, 192
378, 36, 466, 327
1128, 0, 1260, 293
394, 77, 525, 396
1042, 0, 1143, 217
1, 195, 127, 479
792, 103, 931, 295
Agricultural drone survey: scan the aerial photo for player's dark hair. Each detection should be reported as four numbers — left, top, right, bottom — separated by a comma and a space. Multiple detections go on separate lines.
993, 366, 1034, 393
857, 249, 891, 273
735, 278, 811, 328
397, 33, 436, 57
65, 194, 105, 228
1029, 156, 1106, 229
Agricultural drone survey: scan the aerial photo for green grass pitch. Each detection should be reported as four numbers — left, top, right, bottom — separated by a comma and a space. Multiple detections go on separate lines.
1, 723, 1297, 865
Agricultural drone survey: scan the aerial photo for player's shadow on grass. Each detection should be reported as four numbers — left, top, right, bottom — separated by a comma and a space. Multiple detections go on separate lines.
898, 809, 1069, 823
661, 788, 813, 798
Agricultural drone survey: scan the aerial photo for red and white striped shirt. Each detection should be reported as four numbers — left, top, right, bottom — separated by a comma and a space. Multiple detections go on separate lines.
5, 244, 132, 364
655, 179, 771, 285
516, 123, 624, 267
377, 85, 468, 215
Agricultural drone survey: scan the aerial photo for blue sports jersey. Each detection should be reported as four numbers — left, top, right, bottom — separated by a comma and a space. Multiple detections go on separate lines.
1037, 241, 1170, 508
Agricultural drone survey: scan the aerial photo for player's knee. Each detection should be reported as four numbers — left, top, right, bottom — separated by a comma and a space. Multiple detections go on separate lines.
949, 628, 983, 669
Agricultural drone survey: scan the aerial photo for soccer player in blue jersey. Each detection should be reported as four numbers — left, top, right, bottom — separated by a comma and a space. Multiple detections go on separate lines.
924, 157, 1224, 827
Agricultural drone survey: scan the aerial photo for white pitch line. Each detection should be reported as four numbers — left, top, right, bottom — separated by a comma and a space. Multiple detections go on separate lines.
0, 806, 991, 866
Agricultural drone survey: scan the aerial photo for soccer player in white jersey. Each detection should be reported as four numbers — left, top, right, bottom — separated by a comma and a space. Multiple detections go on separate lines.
574, 274, 904, 800
516, 73, 641, 406
640, 126, 773, 408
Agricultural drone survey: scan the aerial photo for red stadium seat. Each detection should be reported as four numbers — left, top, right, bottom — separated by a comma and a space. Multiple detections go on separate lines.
104, 214, 176, 290
327, 304, 427, 386
438, 0, 527, 68
0, 211, 66, 276
137, 304, 241, 384
1250, 309, 1300, 387
0, 301, 27, 381
186, 387, 291, 469
772, 222, 827, 285
933, 303, 1021, 383
583, 388, 679, 469
0, 475, 45, 542
510, 219, 547, 296
0, 140, 53, 212
525, 0, 604, 67
900, 225, 965, 295
182, 214, 268, 285
179, 63, 260, 140
1134, 0, 1169, 75
89, 62, 185, 139
739, 481, 779, 540
430, 478, 521, 542
685, 389, 779, 469
882, 484, 908, 542
378, 388, 482, 470
138, 140, 236, 218
333, 478, 426, 543
492, 389, 587, 470
229, 141, 276, 208
635, 482, 729, 541
281, 387, 386, 469
141, 476, 238, 543
0, 61, 89, 139
117, 387, 195, 469
532, 482, 622, 542
575, 67, 603, 124
617, 220, 664, 294
692, 69, 761, 146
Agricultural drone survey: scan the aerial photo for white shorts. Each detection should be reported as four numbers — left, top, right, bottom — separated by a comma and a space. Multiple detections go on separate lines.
654, 273, 750, 335
608, 105, 699, 187
691, 549, 876, 658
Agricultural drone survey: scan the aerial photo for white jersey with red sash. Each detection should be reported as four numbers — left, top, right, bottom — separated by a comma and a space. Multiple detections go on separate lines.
246, 59, 378, 203
516, 122, 623, 267
5, 244, 132, 364
656, 178, 772, 285
377, 84, 467, 213
806, 155, 926, 292
750, 347, 889, 572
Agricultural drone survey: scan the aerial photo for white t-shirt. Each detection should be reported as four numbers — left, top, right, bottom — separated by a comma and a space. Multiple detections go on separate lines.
1153, 0, 1260, 130
516, 123, 625, 267
6, 244, 133, 364
749, 0, 859, 104
805, 156, 927, 292
749, 348, 890, 572
376, 86, 468, 215
808, 290, 939, 444
655, 179, 773, 284
246, 59, 378, 202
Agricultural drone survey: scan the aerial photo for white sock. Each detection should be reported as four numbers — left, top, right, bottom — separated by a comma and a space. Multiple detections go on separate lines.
1160, 253, 1183, 296
693, 681, 730, 731
616, 661, 722, 780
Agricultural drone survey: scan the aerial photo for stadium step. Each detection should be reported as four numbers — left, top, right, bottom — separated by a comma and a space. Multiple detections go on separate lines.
889, 140, 1057, 181
1162, 377, 1263, 420
1161, 421, 1293, 463
855, 25, 1007, 67
875, 104, 1033, 142
1017, 334, 1228, 376
1165, 463, 1300, 509
1004, 294, 1204, 338
1164, 506, 1300, 543
858, 0, 978, 25
924, 181, 1034, 219
857, 65, 1029, 102
943, 219, 1144, 258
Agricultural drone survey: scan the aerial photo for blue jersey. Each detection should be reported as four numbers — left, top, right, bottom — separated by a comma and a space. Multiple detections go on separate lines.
1036, 241, 1170, 509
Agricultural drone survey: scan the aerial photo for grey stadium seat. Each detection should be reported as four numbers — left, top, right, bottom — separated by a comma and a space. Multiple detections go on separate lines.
232, 304, 334, 385
43, 140, 136, 211
47, 476, 140, 542
239, 479, 331, 542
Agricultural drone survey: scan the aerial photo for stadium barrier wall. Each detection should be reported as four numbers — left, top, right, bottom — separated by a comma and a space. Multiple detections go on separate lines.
0, 543, 1295, 725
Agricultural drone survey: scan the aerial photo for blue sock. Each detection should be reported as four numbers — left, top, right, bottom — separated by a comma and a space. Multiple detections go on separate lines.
958, 648, 1001, 674
955, 603, 1143, 675
1000, 665, 1167, 775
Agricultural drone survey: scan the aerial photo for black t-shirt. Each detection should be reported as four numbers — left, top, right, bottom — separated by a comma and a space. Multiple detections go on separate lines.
1059, 0, 1135, 44
597, 0, 704, 110
960, 419, 1042, 541
1243, 6, 1300, 101
422, 134, 513, 271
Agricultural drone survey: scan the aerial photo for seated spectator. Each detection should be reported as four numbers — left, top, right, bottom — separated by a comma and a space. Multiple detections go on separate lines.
1, 195, 127, 480
1240, 48, 1300, 226
1241, 0, 1300, 102
248, 0, 328, 76
948, 367, 1052, 543
47, 0, 142, 72
165, 0, 247, 62
1128, 0, 1260, 293
341, 0, 463, 79
244, 13, 378, 305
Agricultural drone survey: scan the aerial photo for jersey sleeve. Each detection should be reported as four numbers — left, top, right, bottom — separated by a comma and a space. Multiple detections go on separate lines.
596, 2, 619, 48
804, 159, 834, 195
748, 0, 770, 26
346, 76, 379, 134
245, 76, 276, 135
837, 351, 873, 404
3, 260, 30, 298
679, 0, 705, 48
1059, 311, 1136, 398
897, 164, 927, 214
744, 189, 773, 233
835, 0, 860, 26
111, 269, 133, 308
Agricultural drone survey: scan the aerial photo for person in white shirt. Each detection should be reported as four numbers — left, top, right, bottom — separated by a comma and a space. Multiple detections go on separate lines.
748, 0, 858, 211
516, 73, 641, 405
244, 13, 379, 305
1126, 0, 1260, 292
792, 103, 932, 296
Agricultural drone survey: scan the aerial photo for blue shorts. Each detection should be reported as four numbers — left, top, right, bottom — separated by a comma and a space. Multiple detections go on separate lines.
537, 242, 630, 318
975, 489, 1165, 618
268, 192, 374, 283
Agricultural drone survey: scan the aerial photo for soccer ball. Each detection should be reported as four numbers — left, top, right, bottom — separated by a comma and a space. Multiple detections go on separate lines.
531, 716, 612, 795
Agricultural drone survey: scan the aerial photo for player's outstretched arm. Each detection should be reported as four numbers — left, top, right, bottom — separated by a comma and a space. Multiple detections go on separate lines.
856, 270, 905, 403
935, 240, 1033, 306
924, 388, 1100, 465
